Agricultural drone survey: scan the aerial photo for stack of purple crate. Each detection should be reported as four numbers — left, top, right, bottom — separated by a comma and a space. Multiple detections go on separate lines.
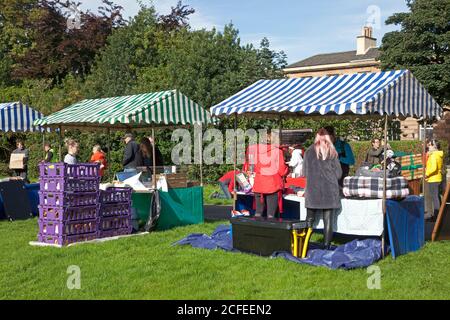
99, 187, 133, 238
37, 163, 101, 246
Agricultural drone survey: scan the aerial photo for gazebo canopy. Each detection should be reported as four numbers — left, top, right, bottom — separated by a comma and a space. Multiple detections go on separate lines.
0, 101, 46, 132
211, 70, 441, 120
35, 90, 213, 129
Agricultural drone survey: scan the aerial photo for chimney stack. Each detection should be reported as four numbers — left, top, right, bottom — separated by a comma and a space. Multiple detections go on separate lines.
356, 26, 377, 55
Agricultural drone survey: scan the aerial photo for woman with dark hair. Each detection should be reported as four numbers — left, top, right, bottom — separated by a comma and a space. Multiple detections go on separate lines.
138, 138, 153, 167
303, 128, 342, 249
137, 137, 164, 170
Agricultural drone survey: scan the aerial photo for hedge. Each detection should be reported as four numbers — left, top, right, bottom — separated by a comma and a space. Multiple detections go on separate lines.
0, 130, 448, 183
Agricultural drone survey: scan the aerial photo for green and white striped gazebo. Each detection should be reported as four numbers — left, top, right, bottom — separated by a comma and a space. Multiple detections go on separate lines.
35, 90, 212, 185
34, 90, 212, 129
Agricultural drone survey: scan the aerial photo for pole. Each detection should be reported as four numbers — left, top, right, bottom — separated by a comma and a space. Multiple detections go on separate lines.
233, 113, 238, 211
58, 126, 62, 162
422, 119, 427, 194
422, 119, 428, 218
107, 127, 111, 182
381, 115, 388, 258
42, 130, 45, 160
152, 127, 156, 189
199, 125, 203, 187
278, 115, 283, 145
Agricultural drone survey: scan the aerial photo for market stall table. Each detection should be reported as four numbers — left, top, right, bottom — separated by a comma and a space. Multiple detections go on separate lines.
235, 192, 424, 258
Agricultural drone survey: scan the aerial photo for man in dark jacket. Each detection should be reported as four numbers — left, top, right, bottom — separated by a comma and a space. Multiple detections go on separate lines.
11, 140, 29, 183
123, 133, 140, 170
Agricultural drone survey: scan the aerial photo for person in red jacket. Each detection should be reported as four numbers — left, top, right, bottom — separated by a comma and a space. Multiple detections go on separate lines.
248, 130, 288, 219
90, 144, 107, 177
218, 170, 240, 199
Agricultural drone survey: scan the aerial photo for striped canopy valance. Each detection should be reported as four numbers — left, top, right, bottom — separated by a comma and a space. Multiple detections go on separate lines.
0, 102, 46, 132
35, 90, 213, 128
211, 70, 441, 119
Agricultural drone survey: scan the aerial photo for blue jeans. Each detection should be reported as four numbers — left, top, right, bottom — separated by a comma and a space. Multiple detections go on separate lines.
219, 181, 232, 199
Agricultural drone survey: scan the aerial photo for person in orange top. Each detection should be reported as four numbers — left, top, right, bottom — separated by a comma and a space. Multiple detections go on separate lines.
90, 145, 107, 177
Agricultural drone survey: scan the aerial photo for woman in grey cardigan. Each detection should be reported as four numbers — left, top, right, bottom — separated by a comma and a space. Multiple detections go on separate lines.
303, 128, 342, 249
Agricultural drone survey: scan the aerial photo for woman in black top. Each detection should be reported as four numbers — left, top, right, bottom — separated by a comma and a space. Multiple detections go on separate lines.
137, 138, 164, 170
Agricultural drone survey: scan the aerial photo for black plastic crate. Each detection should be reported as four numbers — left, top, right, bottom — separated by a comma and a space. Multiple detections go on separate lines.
231, 217, 307, 256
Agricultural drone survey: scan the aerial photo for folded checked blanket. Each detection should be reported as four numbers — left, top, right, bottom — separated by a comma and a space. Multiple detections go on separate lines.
343, 187, 410, 199
343, 176, 409, 199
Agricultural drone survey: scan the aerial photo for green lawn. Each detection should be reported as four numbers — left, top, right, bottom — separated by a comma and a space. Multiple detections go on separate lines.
1, 218, 449, 300
203, 183, 233, 206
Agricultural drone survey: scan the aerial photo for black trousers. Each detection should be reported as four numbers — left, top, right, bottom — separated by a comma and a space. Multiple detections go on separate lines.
339, 163, 350, 187
255, 192, 278, 218
306, 209, 334, 247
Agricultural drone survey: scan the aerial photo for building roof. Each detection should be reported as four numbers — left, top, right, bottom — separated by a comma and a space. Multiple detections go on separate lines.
285, 48, 380, 69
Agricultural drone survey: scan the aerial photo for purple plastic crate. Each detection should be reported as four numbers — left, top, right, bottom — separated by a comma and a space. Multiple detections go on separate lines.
99, 216, 131, 231
99, 227, 132, 238
39, 218, 99, 236
39, 191, 99, 207
37, 232, 99, 246
39, 162, 100, 178
100, 187, 132, 204
99, 202, 131, 218
40, 177, 100, 193
39, 205, 98, 221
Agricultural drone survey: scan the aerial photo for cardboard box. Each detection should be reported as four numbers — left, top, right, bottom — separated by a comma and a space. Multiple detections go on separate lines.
9, 153, 26, 170
157, 173, 188, 189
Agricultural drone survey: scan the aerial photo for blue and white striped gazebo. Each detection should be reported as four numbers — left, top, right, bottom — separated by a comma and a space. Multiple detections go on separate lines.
211, 70, 442, 257
211, 70, 442, 119
0, 101, 46, 132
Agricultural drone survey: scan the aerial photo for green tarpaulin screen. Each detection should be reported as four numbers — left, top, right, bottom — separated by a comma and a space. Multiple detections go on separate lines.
132, 186, 204, 231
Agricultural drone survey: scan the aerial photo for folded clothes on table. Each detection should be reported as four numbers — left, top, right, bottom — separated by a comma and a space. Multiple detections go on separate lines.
343, 176, 409, 199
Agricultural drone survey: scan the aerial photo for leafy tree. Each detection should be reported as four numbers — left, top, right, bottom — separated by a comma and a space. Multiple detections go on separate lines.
83, 6, 159, 98
135, 24, 287, 108
2, 0, 124, 83
158, 0, 195, 31
380, 0, 450, 106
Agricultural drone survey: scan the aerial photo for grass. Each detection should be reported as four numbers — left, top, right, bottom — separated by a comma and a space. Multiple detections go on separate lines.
1, 218, 450, 300
203, 183, 233, 206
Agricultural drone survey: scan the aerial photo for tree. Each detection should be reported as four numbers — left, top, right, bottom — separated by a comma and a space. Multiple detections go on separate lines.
83, 6, 159, 98
8, 0, 125, 83
158, 0, 195, 31
380, 0, 450, 106
135, 24, 287, 108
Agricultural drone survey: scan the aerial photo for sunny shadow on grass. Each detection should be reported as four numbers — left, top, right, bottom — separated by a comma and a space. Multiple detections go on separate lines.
0, 218, 449, 300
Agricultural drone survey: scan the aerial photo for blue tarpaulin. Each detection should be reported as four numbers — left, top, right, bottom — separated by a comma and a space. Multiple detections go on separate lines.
174, 225, 382, 270
385, 196, 424, 259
